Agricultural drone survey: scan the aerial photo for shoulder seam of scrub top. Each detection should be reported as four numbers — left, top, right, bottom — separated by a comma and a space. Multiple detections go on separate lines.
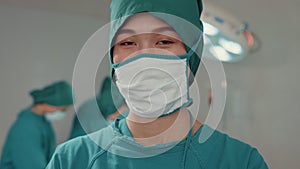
10, 109, 46, 136
190, 124, 211, 168
22, 108, 46, 120
87, 148, 108, 169
189, 124, 222, 168
86, 124, 122, 169
247, 147, 266, 168
189, 144, 206, 168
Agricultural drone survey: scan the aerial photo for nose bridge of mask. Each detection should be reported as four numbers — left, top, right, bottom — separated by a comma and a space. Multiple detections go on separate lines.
112, 52, 190, 71
114, 53, 188, 80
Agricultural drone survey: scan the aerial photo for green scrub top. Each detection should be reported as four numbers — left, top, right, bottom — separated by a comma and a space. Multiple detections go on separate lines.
46, 118, 268, 169
69, 97, 126, 140
69, 97, 109, 139
0, 108, 55, 169
69, 77, 125, 140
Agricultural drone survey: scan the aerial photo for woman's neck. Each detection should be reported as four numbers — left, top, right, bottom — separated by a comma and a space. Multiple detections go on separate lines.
126, 109, 201, 146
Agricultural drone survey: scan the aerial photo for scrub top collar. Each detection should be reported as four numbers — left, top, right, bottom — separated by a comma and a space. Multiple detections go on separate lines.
87, 114, 217, 169
113, 114, 197, 141
109, 110, 203, 156
21, 108, 47, 121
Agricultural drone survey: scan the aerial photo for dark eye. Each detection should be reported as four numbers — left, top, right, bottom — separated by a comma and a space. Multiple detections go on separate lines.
157, 40, 174, 45
119, 41, 136, 46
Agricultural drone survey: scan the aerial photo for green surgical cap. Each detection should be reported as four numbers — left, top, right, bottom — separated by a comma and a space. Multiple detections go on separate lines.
97, 77, 125, 118
30, 81, 73, 106
109, 0, 204, 83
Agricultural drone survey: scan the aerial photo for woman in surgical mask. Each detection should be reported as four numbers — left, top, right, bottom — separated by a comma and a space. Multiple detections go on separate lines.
46, 0, 268, 168
0, 81, 73, 169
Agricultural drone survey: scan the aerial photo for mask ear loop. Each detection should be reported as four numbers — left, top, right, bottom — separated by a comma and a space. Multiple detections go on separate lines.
181, 109, 195, 168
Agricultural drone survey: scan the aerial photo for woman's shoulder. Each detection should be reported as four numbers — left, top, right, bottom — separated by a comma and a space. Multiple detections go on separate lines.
47, 126, 115, 169
58, 125, 115, 154
191, 124, 268, 168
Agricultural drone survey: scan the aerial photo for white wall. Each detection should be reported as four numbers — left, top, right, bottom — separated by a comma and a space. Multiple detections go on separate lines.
0, 5, 109, 155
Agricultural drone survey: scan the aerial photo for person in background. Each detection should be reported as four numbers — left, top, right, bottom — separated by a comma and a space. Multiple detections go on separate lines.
46, 0, 268, 168
0, 81, 73, 169
69, 76, 126, 139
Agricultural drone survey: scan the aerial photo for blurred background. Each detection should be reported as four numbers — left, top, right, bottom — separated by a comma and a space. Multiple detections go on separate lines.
0, 0, 299, 168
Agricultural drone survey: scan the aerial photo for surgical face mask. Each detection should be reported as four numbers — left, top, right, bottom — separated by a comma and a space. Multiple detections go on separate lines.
45, 110, 66, 121
112, 50, 195, 118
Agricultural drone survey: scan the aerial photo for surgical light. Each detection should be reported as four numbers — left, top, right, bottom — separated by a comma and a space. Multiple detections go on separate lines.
210, 46, 232, 62
219, 38, 243, 55
201, 1, 260, 62
203, 22, 219, 36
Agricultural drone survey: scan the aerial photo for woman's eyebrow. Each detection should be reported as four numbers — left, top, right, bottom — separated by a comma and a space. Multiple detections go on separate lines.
117, 26, 176, 36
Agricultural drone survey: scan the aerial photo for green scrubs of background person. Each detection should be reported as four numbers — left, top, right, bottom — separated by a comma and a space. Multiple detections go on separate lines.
0, 81, 73, 169
69, 76, 126, 139
46, 0, 268, 168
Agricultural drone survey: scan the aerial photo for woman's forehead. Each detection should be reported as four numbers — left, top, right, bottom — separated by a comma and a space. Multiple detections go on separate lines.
115, 12, 181, 40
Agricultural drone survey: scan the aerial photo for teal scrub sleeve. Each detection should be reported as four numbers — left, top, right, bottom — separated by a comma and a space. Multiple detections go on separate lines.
69, 115, 85, 139
97, 77, 125, 118
247, 148, 269, 169
46, 138, 93, 169
8, 125, 48, 169
69, 97, 109, 140
46, 152, 62, 169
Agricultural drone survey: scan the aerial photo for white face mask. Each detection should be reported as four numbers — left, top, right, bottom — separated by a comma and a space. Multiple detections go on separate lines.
45, 110, 66, 121
113, 53, 193, 118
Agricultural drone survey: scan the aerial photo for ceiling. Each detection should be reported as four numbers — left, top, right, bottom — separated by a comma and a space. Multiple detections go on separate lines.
0, 0, 111, 20
1, 0, 299, 38
0, 0, 298, 31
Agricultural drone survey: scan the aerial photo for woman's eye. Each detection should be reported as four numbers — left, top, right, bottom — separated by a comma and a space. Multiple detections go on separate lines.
119, 41, 136, 46
157, 40, 174, 45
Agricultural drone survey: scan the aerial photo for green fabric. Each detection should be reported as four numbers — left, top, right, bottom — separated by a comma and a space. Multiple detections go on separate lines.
97, 77, 125, 118
69, 77, 125, 139
109, 0, 204, 84
0, 108, 55, 169
30, 81, 73, 106
69, 112, 86, 139
69, 97, 109, 139
46, 119, 268, 169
